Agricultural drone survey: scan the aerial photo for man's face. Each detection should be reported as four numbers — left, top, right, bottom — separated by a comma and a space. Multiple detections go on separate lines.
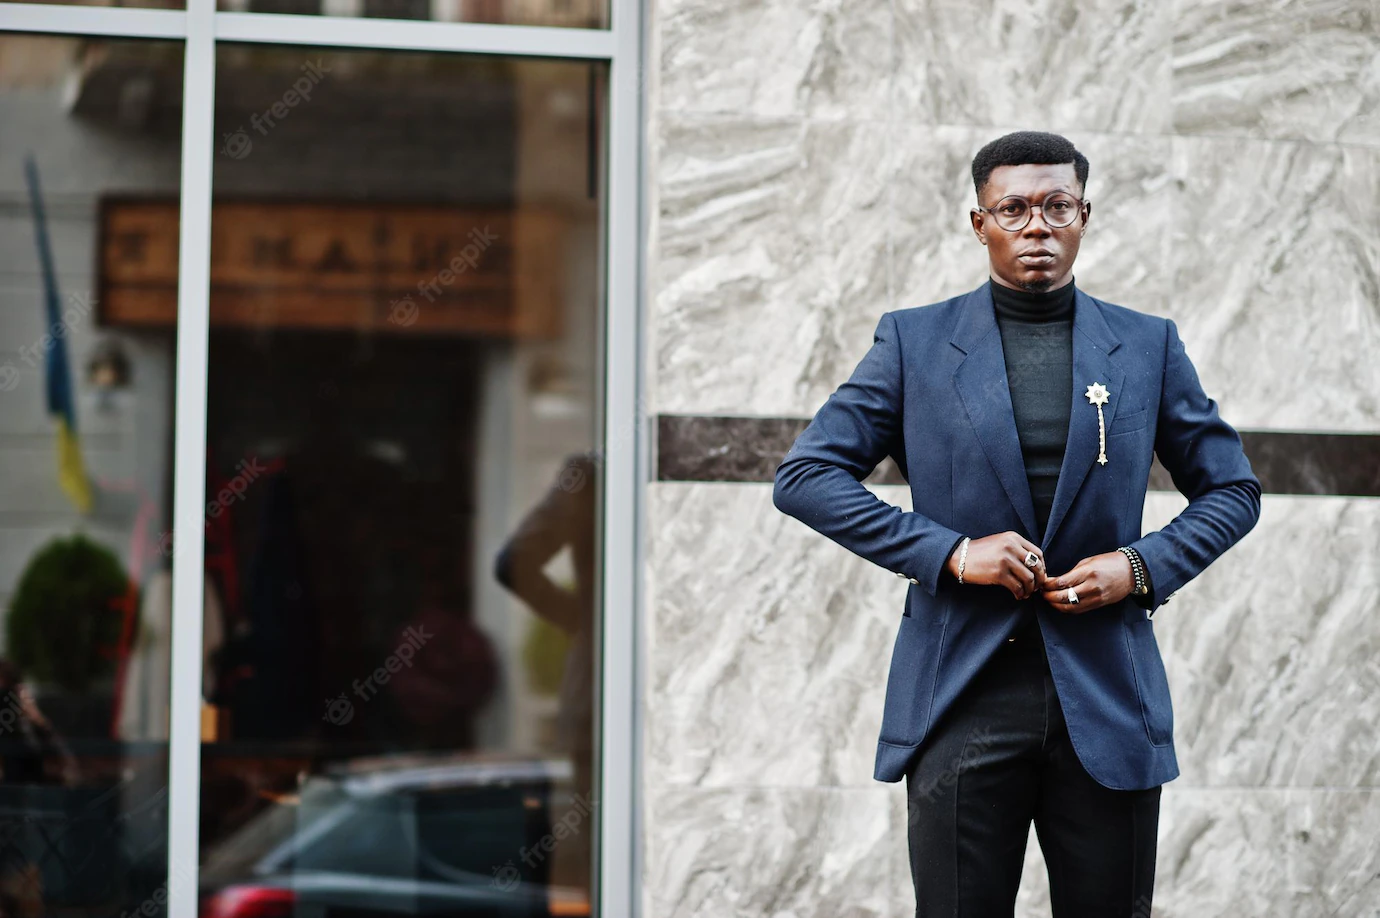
970, 162, 1090, 292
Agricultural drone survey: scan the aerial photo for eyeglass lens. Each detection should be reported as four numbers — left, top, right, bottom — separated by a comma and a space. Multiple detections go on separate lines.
992, 193, 1080, 230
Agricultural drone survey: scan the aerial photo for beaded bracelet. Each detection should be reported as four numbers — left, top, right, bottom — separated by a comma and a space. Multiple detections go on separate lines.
1117, 545, 1147, 595
957, 537, 971, 584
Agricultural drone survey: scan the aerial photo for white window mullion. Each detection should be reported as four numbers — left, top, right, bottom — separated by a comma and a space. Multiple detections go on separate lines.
600, 0, 644, 910
213, 10, 615, 57
0, 2, 186, 38
166, 0, 216, 914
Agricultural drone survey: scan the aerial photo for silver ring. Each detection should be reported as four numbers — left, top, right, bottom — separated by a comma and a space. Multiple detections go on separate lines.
1023, 550, 1040, 569
1067, 587, 1079, 604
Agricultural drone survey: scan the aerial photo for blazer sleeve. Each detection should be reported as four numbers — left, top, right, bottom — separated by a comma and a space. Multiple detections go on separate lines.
1128, 318, 1262, 616
773, 311, 966, 597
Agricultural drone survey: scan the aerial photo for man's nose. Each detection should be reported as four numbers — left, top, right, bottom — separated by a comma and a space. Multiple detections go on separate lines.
1022, 207, 1054, 235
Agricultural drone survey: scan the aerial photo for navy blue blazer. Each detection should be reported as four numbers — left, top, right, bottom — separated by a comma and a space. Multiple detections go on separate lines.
773, 281, 1261, 790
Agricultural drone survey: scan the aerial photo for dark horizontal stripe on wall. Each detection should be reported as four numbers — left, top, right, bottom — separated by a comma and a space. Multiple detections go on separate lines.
655, 415, 1380, 497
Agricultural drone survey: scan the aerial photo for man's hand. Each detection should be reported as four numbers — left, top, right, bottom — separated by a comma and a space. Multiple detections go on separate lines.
946, 531, 1047, 600
1041, 551, 1135, 614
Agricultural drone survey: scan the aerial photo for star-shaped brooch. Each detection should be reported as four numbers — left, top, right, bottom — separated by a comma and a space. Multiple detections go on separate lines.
1085, 382, 1111, 465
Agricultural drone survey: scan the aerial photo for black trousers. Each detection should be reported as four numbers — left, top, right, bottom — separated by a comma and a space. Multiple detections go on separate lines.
904, 614, 1161, 917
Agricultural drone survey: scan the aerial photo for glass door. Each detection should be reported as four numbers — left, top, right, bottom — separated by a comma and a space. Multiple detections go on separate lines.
0, 0, 641, 914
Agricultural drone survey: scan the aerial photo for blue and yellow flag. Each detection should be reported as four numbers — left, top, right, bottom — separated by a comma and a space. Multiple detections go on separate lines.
25, 156, 93, 513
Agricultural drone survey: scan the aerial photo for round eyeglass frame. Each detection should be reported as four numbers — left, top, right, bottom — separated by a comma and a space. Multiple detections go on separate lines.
973, 193, 1089, 231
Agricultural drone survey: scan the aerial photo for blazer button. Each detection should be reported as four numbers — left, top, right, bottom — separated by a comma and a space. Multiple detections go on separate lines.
908, 577, 919, 585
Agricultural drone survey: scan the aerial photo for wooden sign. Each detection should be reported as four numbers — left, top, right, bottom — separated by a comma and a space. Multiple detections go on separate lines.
98, 198, 566, 338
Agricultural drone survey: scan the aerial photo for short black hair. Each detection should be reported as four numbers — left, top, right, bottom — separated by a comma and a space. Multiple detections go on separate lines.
971, 131, 1089, 199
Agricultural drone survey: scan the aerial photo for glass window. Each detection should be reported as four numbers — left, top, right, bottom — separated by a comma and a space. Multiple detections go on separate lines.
195, 43, 605, 918
214, 0, 609, 29
0, 0, 182, 8
0, 33, 182, 918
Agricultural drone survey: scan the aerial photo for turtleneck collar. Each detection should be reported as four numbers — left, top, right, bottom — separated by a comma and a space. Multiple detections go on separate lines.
990, 276, 1075, 322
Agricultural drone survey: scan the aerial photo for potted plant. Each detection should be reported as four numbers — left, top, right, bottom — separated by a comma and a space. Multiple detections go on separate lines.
4, 533, 131, 737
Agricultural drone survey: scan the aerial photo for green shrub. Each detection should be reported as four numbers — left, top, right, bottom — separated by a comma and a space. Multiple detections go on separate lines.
6, 534, 130, 692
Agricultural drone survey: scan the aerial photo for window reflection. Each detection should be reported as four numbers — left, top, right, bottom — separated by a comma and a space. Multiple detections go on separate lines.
195, 45, 605, 917
0, 34, 183, 918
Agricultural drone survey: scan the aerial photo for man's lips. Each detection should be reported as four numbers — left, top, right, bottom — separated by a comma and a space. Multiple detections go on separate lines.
1017, 251, 1057, 265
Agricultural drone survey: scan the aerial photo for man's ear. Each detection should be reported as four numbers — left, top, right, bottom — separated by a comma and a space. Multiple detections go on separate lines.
1079, 201, 1092, 237
970, 209, 988, 245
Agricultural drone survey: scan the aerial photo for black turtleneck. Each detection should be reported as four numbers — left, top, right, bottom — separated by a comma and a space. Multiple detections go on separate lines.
991, 277, 1075, 543
945, 278, 1154, 611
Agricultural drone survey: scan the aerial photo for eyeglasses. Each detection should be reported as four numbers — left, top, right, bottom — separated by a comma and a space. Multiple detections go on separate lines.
973, 192, 1088, 231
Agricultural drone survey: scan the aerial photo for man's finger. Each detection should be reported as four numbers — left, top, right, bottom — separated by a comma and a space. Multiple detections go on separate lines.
1012, 560, 1035, 592
1000, 566, 1022, 598
1042, 567, 1085, 596
1042, 578, 1081, 598
1012, 538, 1044, 578
1042, 581, 1087, 605
1044, 562, 1086, 590
1000, 570, 1025, 599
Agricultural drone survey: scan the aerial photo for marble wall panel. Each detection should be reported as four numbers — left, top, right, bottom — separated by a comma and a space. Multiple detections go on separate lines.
653, 114, 891, 415
1167, 136, 1380, 431
646, 482, 912, 788
656, 0, 893, 121
647, 784, 909, 918
646, 0, 1380, 913
646, 485, 1378, 793
1141, 493, 1380, 788
893, 0, 1173, 134
641, 787, 1380, 915
655, 119, 1380, 430
994, 788, 1380, 916
1147, 788, 1380, 917
1172, 0, 1380, 145
655, 124, 1183, 419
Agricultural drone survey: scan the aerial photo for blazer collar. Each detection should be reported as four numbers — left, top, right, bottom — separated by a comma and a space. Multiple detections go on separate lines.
950, 280, 1126, 551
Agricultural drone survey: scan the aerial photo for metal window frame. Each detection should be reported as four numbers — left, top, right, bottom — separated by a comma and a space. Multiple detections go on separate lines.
0, 2, 645, 915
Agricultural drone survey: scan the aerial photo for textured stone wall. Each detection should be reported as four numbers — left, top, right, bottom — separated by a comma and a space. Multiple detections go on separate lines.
643, 2, 1380, 915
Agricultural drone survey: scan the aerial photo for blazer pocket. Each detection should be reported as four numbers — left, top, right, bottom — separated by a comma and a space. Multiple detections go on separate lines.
1108, 406, 1148, 437
1124, 617, 1174, 746
878, 607, 946, 748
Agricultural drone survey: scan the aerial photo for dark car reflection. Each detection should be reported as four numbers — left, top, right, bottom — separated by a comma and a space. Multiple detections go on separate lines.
199, 755, 589, 918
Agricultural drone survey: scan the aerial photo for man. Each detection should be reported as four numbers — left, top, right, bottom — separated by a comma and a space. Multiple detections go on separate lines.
773, 131, 1261, 917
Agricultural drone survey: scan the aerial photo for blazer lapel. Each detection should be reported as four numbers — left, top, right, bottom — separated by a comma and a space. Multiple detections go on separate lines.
1040, 287, 1125, 551
951, 282, 1039, 542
